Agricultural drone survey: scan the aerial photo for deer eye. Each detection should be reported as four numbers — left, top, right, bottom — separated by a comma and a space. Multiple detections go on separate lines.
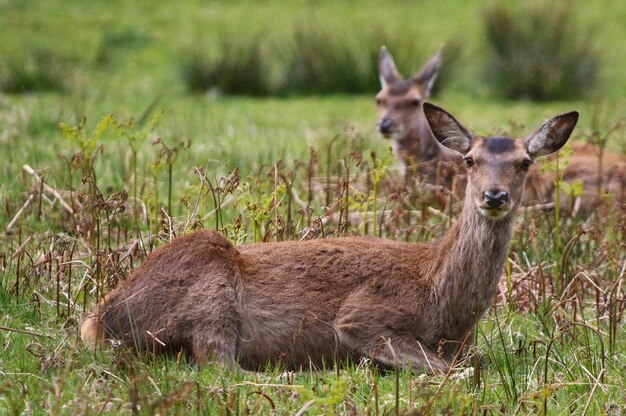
411, 99, 420, 107
376, 98, 385, 106
464, 157, 474, 167
521, 159, 532, 171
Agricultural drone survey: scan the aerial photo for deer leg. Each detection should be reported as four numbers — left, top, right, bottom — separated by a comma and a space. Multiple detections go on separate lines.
335, 292, 451, 374
190, 324, 238, 367
336, 327, 450, 374
185, 267, 242, 368
370, 335, 450, 373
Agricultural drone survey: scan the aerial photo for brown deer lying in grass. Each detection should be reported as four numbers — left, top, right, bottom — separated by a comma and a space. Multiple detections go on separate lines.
523, 142, 626, 215
81, 103, 578, 373
377, 47, 626, 215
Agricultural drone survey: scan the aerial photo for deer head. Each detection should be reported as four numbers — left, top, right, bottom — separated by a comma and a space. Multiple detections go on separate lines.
375, 46, 442, 141
423, 102, 579, 219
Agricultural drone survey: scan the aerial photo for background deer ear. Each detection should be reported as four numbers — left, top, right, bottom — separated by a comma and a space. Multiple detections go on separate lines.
411, 47, 443, 99
423, 102, 474, 154
524, 111, 579, 159
379, 46, 402, 88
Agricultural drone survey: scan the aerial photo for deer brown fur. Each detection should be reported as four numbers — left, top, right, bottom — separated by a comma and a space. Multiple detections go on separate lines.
524, 142, 626, 215
81, 103, 578, 373
377, 47, 626, 215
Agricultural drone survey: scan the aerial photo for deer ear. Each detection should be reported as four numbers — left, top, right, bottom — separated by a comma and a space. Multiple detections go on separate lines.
379, 46, 402, 88
524, 111, 579, 159
423, 102, 474, 154
412, 47, 443, 99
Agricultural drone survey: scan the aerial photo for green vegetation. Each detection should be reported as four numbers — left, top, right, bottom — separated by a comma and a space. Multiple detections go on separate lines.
1, 0, 625, 414
0, 48, 70, 93
484, 2, 600, 101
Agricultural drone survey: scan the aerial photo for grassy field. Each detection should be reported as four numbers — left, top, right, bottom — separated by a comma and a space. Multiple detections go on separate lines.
1, 0, 626, 414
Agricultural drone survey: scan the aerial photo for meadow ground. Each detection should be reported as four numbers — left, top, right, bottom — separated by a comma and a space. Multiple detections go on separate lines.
1, 0, 626, 414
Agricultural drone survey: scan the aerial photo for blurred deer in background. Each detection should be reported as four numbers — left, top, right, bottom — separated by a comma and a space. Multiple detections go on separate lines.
376, 47, 626, 215
82, 103, 579, 373
523, 140, 626, 215
375, 46, 465, 198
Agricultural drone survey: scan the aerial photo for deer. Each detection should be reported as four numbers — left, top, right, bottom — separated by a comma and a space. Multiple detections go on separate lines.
81, 103, 579, 373
522, 142, 626, 215
377, 47, 626, 216
376, 46, 464, 196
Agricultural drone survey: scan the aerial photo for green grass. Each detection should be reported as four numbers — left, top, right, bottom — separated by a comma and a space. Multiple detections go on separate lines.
482, 2, 602, 101
1, 0, 626, 414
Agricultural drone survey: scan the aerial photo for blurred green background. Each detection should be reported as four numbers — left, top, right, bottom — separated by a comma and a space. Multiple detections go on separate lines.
1, 0, 625, 221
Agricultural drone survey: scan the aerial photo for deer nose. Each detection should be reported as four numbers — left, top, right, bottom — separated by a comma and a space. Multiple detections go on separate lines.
378, 118, 394, 134
483, 190, 508, 209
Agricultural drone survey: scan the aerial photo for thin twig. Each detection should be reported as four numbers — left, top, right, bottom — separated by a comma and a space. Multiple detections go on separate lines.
520, 202, 556, 212
422, 331, 472, 414
201, 194, 240, 221
0, 325, 53, 339
6, 194, 36, 232
294, 400, 316, 416
290, 186, 309, 210
146, 330, 166, 347
119, 240, 139, 262
582, 368, 605, 416
11, 234, 33, 260
23, 164, 74, 214
426, 206, 451, 222
161, 207, 174, 242
230, 381, 304, 389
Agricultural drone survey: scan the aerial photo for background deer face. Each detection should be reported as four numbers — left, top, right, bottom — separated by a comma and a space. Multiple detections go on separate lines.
423, 103, 579, 220
375, 47, 441, 141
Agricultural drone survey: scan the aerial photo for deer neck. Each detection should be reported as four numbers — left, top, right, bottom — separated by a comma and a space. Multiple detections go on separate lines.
432, 197, 515, 338
399, 114, 442, 163
393, 111, 463, 176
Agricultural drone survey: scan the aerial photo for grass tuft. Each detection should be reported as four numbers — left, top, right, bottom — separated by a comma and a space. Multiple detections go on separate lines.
483, 2, 601, 101
94, 28, 152, 67
0, 48, 70, 94
179, 34, 272, 96
285, 21, 374, 95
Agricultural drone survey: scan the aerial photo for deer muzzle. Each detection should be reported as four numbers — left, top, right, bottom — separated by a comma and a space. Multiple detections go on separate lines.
377, 117, 395, 137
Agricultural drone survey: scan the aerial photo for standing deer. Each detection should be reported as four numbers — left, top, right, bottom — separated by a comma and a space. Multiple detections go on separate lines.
377, 47, 626, 215
81, 103, 578, 373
